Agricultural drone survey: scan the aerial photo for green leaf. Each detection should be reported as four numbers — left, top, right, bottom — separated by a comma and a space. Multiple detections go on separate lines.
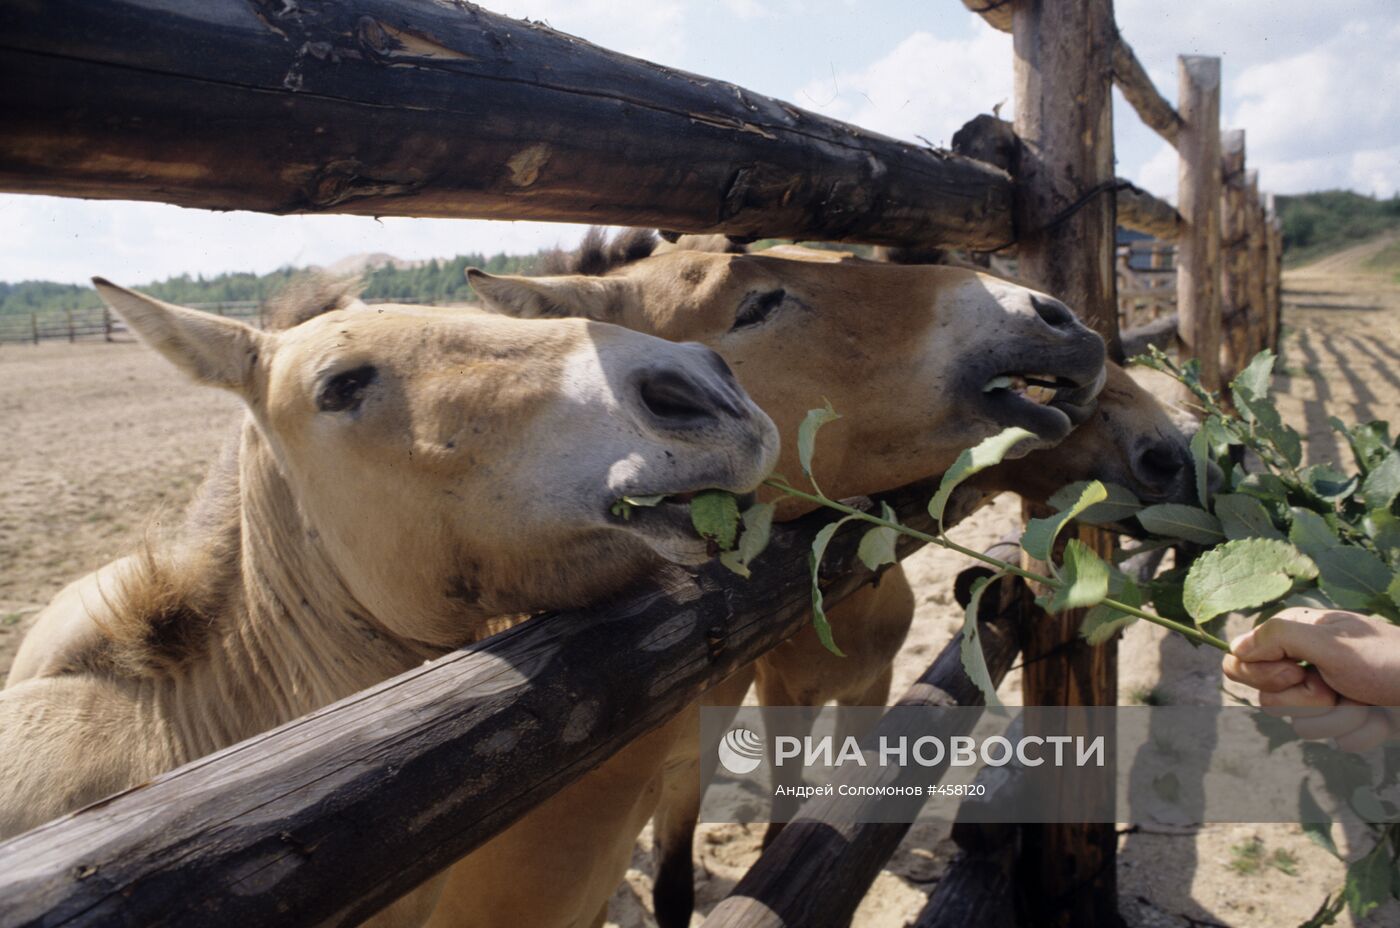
1182, 538, 1318, 624
1080, 579, 1143, 645
718, 502, 776, 578
1231, 349, 1276, 408
797, 401, 840, 487
809, 516, 857, 657
1299, 779, 1340, 858
1290, 508, 1342, 560
960, 572, 1005, 708
1136, 503, 1227, 545
1313, 546, 1393, 611
928, 426, 1038, 525
1214, 493, 1285, 541
856, 502, 899, 571
1331, 416, 1393, 476
1361, 450, 1400, 510
1049, 540, 1111, 612
1047, 480, 1142, 525
1301, 464, 1359, 503
1389, 573, 1400, 611
1343, 841, 1392, 918
691, 490, 741, 551
1189, 420, 1221, 509
1023, 482, 1108, 562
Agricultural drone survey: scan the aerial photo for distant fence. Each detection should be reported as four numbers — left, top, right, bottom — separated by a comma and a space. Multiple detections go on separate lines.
0, 301, 261, 345
0, 299, 474, 345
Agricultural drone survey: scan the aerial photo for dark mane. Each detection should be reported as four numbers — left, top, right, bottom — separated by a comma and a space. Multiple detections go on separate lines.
260, 272, 365, 331
536, 227, 660, 276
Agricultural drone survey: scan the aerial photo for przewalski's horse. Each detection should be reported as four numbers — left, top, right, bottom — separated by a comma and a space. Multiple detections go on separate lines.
640, 242, 1200, 928
0, 278, 778, 924
447, 231, 1106, 928
476, 232, 1195, 928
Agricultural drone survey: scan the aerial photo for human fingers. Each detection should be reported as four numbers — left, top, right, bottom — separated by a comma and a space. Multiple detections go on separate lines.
1290, 699, 1371, 740
1332, 709, 1394, 753
1221, 655, 1307, 692
1230, 610, 1344, 665
1259, 668, 1339, 718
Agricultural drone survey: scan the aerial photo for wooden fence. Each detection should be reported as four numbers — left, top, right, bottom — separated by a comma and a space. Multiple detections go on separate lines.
0, 1, 1283, 926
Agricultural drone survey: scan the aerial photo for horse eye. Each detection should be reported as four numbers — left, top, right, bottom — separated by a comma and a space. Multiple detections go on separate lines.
732, 289, 786, 330
317, 365, 378, 413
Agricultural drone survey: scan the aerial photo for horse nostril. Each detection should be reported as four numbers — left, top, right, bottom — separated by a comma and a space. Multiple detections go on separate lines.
1134, 440, 1187, 489
1030, 295, 1078, 330
638, 367, 722, 426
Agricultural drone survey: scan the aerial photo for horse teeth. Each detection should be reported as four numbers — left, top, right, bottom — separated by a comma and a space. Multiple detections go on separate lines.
1025, 384, 1056, 405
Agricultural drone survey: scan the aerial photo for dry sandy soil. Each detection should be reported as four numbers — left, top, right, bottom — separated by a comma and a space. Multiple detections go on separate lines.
2, 244, 1398, 926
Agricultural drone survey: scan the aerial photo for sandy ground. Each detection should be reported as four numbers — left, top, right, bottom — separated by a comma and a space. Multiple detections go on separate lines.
1, 246, 1398, 926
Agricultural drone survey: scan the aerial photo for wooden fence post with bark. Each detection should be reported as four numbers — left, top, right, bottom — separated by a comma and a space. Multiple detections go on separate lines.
1010, 0, 1122, 925
1219, 129, 1247, 382
1246, 171, 1268, 361
1175, 56, 1224, 390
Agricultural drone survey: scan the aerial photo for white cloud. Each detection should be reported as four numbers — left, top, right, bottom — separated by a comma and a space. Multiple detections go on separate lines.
1114, 0, 1400, 196
0, 195, 587, 286
791, 24, 1012, 148
1135, 142, 1180, 204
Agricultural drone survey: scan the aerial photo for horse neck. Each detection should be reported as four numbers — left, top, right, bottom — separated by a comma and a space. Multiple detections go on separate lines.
162, 420, 442, 754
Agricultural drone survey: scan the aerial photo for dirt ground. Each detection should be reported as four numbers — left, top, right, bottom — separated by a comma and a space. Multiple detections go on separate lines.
2, 243, 1398, 926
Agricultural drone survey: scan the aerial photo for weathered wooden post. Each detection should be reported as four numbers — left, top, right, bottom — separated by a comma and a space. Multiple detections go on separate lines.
1011, 0, 1122, 924
1219, 129, 1247, 381
102, 306, 112, 342
1176, 56, 1223, 390
1245, 171, 1268, 361
30, 312, 38, 344
1264, 195, 1283, 351
65, 307, 75, 343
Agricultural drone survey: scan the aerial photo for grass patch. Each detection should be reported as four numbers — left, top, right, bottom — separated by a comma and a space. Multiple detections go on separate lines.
1130, 685, 1170, 706
1228, 837, 1300, 876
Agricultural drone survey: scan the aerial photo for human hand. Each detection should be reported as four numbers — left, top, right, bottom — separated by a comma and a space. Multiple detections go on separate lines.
1222, 608, 1400, 752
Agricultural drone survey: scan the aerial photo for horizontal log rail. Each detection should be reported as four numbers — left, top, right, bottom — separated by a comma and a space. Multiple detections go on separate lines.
1116, 181, 1183, 240
0, 482, 987, 928
0, 0, 1013, 248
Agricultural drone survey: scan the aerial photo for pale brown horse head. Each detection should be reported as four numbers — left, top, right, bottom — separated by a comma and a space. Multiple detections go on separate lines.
469, 242, 1106, 514
93, 280, 778, 644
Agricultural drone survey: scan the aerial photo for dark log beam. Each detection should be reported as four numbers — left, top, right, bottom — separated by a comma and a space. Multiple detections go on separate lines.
0, 483, 987, 928
0, 0, 1013, 248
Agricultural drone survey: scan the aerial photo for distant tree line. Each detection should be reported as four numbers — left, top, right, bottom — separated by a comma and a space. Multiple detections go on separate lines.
1276, 190, 1400, 266
0, 250, 546, 317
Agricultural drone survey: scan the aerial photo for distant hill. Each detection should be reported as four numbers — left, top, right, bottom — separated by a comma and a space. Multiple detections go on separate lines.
1276, 190, 1400, 267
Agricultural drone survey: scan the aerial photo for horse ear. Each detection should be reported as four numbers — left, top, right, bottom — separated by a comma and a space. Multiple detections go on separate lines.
467, 269, 623, 321
93, 278, 270, 397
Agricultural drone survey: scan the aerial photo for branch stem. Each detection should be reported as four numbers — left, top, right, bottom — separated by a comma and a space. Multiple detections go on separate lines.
765, 478, 1232, 653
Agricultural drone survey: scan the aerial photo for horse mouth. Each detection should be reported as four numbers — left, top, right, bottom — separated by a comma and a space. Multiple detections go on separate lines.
607, 488, 758, 565
978, 363, 1106, 440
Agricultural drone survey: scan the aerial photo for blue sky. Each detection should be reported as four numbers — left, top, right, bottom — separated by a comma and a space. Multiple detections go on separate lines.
1, 0, 1395, 284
